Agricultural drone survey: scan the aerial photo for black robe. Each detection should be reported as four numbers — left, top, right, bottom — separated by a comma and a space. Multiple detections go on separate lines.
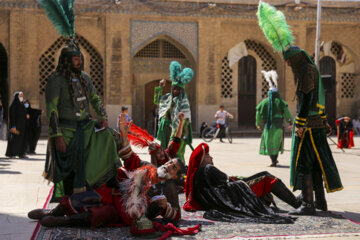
5, 93, 27, 157
24, 102, 42, 153
193, 165, 295, 224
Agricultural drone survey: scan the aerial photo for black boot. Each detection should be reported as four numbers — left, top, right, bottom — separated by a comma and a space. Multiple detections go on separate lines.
41, 212, 91, 227
271, 179, 302, 209
312, 172, 327, 211
289, 174, 316, 215
28, 204, 64, 220
270, 155, 278, 167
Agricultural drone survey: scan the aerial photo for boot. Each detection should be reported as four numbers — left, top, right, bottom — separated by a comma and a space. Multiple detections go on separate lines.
271, 179, 302, 209
28, 204, 64, 220
270, 155, 279, 167
289, 174, 316, 215
312, 172, 327, 211
41, 212, 91, 228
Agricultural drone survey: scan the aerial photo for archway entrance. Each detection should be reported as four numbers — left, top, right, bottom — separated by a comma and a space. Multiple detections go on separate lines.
320, 56, 336, 127
131, 37, 196, 131
238, 55, 256, 128
0, 43, 8, 132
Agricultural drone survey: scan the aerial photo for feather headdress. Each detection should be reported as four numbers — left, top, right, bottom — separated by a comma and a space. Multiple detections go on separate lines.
169, 61, 194, 88
257, 1, 293, 53
38, 0, 76, 37
261, 70, 278, 90
127, 124, 161, 154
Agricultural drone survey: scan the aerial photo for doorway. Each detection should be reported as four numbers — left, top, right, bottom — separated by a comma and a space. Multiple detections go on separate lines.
238, 55, 256, 128
319, 56, 336, 128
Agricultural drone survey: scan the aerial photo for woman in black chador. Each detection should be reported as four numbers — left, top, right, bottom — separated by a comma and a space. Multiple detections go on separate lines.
5, 92, 28, 158
24, 99, 42, 154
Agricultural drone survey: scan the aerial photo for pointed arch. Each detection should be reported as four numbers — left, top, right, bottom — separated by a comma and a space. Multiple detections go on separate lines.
38, 34, 104, 98
131, 34, 197, 130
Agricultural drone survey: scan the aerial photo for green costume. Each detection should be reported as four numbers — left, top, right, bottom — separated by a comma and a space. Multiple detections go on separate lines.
154, 61, 193, 163
285, 48, 343, 193
256, 91, 292, 156
40, 0, 121, 201
257, 2, 342, 215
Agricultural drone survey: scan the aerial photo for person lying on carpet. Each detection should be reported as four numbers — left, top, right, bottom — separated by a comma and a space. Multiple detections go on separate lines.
28, 114, 186, 234
183, 143, 298, 224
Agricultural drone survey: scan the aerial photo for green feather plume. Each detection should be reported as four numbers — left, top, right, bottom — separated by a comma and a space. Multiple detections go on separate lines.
257, 1, 293, 52
179, 68, 194, 85
39, 0, 75, 37
170, 61, 182, 81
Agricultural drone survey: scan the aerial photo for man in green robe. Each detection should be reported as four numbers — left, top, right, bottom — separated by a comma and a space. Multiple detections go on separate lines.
154, 61, 193, 163
44, 40, 122, 201
256, 71, 292, 167
284, 46, 343, 216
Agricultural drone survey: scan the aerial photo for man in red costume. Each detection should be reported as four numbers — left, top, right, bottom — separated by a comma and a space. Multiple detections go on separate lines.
335, 116, 354, 149
184, 143, 299, 224
28, 114, 187, 233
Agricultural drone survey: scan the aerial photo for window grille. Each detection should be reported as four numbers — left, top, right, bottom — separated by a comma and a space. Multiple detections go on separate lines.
341, 73, 355, 98
135, 40, 185, 59
221, 57, 233, 98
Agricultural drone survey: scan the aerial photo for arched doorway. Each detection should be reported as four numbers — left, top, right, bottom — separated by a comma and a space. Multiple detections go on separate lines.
320, 56, 336, 127
131, 37, 196, 131
0, 43, 8, 135
145, 79, 172, 135
238, 55, 256, 128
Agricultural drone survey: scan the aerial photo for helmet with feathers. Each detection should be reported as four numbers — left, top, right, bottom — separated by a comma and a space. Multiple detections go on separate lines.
169, 61, 194, 89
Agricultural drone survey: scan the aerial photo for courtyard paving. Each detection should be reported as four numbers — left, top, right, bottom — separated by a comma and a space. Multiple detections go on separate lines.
1, 136, 360, 239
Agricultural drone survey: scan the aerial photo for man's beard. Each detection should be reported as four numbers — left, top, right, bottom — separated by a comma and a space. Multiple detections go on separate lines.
157, 166, 170, 179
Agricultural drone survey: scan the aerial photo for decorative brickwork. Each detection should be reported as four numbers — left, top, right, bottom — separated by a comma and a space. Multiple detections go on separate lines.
39, 35, 104, 97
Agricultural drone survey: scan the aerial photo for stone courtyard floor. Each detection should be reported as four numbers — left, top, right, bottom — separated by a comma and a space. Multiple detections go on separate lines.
1, 136, 360, 239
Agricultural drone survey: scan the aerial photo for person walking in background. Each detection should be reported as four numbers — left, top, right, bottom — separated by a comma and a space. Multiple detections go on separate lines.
154, 61, 194, 163
116, 106, 131, 132
352, 115, 360, 136
214, 105, 233, 143
24, 99, 42, 154
5, 91, 28, 158
335, 116, 354, 149
256, 71, 292, 167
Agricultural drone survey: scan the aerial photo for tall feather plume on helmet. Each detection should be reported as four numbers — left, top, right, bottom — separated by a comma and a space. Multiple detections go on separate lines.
257, 0, 294, 53
170, 61, 194, 86
38, 0, 80, 51
261, 70, 278, 91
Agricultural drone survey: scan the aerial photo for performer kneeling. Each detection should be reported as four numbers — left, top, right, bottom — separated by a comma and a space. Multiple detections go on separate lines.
183, 143, 297, 224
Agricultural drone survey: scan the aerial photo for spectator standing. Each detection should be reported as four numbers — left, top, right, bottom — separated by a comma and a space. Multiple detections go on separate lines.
352, 115, 360, 136
117, 106, 131, 131
24, 99, 42, 154
5, 91, 28, 158
214, 105, 233, 142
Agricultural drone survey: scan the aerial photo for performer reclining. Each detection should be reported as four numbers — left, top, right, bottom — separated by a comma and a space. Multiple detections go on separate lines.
28, 114, 185, 231
183, 143, 298, 224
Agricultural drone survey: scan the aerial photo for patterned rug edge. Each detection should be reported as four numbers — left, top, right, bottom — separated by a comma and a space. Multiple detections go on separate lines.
30, 187, 53, 240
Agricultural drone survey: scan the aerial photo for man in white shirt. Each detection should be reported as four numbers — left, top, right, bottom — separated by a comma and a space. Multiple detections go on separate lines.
214, 105, 233, 142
